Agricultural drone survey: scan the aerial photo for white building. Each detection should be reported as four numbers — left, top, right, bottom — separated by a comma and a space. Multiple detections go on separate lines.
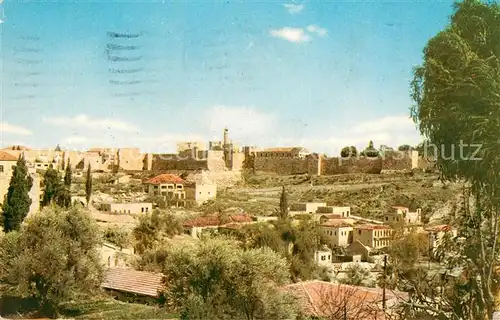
317, 206, 351, 218
314, 247, 333, 266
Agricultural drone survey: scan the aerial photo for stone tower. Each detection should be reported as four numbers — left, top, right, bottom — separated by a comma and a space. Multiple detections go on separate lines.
223, 128, 232, 170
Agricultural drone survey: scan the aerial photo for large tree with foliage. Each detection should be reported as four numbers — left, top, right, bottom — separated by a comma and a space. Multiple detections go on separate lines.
85, 165, 92, 207
410, 1, 500, 318
160, 238, 298, 320
340, 146, 358, 157
2, 155, 33, 232
132, 210, 183, 255
0, 207, 104, 318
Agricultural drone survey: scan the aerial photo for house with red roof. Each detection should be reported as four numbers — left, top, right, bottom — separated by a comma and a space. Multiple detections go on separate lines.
319, 219, 354, 247
283, 280, 408, 319
143, 173, 186, 207
182, 213, 254, 238
353, 225, 394, 249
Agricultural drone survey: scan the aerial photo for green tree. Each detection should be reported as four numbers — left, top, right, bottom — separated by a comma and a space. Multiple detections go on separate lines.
56, 160, 72, 208
0, 207, 104, 318
410, 1, 500, 318
278, 185, 288, 220
160, 238, 297, 320
340, 146, 358, 157
398, 144, 412, 152
361, 141, 379, 157
85, 165, 92, 207
2, 155, 33, 232
340, 264, 373, 287
42, 168, 62, 207
132, 210, 183, 255
103, 226, 131, 250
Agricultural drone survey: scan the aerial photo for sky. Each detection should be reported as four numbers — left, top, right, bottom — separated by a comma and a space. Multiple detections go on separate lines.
0, 0, 456, 155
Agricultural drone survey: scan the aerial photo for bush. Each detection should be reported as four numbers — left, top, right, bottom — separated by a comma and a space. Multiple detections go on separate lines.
0, 207, 104, 318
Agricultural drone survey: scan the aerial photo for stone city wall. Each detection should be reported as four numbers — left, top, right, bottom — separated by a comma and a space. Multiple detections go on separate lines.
321, 156, 383, 174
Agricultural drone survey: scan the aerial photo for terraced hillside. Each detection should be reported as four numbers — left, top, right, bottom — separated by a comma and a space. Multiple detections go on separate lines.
210, 171, 461, 223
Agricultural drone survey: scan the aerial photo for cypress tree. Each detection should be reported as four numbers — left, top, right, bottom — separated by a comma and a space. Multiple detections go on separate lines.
279, 185, 288, 220
64, 159, 72, 187
2, 155, 33, 232
42, 168, 62, 207
85, 164, 92, 207
56, 159, 72, 208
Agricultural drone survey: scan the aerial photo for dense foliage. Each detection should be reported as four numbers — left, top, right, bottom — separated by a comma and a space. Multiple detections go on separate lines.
160, 238, 298, 320
0, 207, 104, 318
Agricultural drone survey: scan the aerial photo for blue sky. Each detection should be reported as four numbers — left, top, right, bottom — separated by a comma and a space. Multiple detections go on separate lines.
0, 0, 455, 154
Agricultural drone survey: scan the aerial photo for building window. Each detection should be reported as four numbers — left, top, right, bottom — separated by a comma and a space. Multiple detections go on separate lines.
146, 207, 149, 212
321, 256, 326, 261
141, 208, 144, 213
208, 192, 211, 195
385, 217, 388, 221
358, 230, 361, 234
0, 165, 3, 173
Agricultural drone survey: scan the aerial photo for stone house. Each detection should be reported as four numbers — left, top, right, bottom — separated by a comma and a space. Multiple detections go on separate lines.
314, 247, 333, 266
143, 173, 186, 207
383, 206, 421, 224
99, 202, 153, 215
184, 171, 217, 205
290, 202, 327, 214
346, 240, 372, 262
317, 206, 351, 218
353, 225, 393, 249
319, 219, 354, 247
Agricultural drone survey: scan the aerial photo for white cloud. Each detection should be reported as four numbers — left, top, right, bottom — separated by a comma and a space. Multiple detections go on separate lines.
270, 28, 310, 43
351, 115, 415, 134
283, 3, 304, 14
0, 122, 32, 135
307, 24, 328, 37
43, 114, 138, 132
62, 136, 90, 145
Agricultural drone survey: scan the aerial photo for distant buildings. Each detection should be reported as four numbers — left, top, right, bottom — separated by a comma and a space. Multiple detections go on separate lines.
383, 206, 422, 225
99, 202, 153, 215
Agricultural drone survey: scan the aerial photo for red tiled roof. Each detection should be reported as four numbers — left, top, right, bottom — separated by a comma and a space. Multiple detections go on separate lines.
283, 281, 407, 319
144, 173, 184, 184
183, 213, 253, 228
320, 219, 353, 228
355, 224, 392, 230
102, 268, 163, 297
0, 151, 18, 161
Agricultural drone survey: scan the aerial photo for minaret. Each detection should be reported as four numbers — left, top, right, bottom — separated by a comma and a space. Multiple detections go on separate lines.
223, 127, 229, 147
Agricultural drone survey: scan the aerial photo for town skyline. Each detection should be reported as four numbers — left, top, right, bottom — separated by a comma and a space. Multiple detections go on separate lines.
0, 1, 455, 153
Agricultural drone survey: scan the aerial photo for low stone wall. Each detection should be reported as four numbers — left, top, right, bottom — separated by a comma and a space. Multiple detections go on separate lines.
381, 151, 412, 171
253, 157, 310, 175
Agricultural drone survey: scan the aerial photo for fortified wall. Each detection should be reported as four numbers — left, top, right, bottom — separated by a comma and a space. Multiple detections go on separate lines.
250, 150, 420, 175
